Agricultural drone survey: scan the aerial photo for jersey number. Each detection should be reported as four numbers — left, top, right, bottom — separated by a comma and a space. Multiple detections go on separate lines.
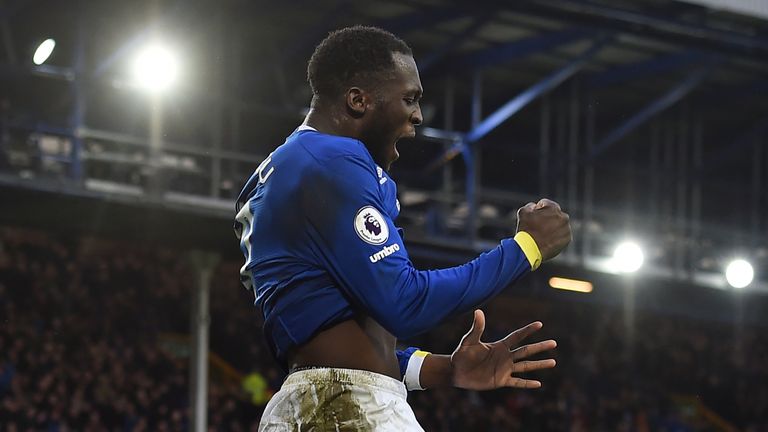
255, 155, 275, 185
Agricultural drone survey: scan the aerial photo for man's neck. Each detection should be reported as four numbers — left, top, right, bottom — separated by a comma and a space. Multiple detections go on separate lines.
302, 98, 385, 168
302, 98, 360, 139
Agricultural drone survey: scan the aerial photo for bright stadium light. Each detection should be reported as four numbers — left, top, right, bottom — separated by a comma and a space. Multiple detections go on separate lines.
132, 44, 179, 92
612, 241, 644, 273
549, 277, 593, 293
725, 259, 753, 289
33, 39, 56, 65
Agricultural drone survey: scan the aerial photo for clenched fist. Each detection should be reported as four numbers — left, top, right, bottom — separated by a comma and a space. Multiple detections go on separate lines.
516, 199, 571, 261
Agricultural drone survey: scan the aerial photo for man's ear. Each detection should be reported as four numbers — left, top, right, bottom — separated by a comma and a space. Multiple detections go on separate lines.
345, 87, 368, 118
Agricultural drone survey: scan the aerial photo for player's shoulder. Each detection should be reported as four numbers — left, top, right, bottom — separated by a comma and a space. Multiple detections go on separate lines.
287, 130, 377, 178
293, 130, 371, 162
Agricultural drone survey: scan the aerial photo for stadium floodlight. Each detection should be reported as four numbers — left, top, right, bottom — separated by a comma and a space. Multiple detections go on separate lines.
612, 241, 644, 273
33, 39, 56, 65
131, 44, 179, 92
725, 259, 753, 289
549, 277, 593, 293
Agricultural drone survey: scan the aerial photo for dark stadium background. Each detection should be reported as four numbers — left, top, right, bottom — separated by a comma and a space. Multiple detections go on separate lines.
1, 0, 767, 430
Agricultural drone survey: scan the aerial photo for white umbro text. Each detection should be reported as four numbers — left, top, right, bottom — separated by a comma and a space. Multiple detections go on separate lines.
369, 243, 400, 263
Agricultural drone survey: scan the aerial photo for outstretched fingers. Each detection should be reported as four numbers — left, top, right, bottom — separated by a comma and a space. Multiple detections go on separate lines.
510, 339, 557, 361
499, 321, 543, 349
501, 357, 556, 388
511, 359, 556, 373
504, 377, 542, 389
498, 327, 557, 390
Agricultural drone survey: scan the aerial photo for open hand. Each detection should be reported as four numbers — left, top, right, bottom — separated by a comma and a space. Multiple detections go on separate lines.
450, 310, 557, 390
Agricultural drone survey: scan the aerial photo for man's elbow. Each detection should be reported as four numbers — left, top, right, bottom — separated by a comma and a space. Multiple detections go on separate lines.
376, 309, 428, 340
373, 273, 431, 337
386, 322, 424, 340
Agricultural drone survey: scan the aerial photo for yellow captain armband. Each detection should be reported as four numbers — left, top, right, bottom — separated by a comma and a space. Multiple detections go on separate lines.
404, 350, 430, 391
514, 231, 542, 271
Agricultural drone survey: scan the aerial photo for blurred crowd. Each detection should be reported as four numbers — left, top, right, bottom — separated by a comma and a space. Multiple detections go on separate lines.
0, 227, 766, 431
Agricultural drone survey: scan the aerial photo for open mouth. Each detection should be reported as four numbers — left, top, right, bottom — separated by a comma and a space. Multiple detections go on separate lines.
391, 138, 401, 163
391, 130, 417, 164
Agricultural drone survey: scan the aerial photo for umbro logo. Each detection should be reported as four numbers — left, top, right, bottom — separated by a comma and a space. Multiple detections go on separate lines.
369, 243, 400, 263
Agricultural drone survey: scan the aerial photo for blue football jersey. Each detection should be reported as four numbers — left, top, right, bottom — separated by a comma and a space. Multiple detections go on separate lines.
234, 127, 532, 364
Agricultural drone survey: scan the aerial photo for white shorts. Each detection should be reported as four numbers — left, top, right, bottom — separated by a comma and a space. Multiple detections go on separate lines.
259, 368, 424, 431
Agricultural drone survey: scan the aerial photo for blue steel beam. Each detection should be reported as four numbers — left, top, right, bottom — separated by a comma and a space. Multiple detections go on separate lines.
451, 27, 594, 70
587, 50, 707, 88
466, 37, 609, 144
588, 67, 712, 161
427, 36, 611, 169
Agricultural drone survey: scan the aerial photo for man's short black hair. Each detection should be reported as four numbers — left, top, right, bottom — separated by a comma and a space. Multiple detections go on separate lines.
307, 25, 413, 98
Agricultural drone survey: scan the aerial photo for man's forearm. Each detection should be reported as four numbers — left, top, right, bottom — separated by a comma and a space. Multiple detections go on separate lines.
419, 354, 453, 389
